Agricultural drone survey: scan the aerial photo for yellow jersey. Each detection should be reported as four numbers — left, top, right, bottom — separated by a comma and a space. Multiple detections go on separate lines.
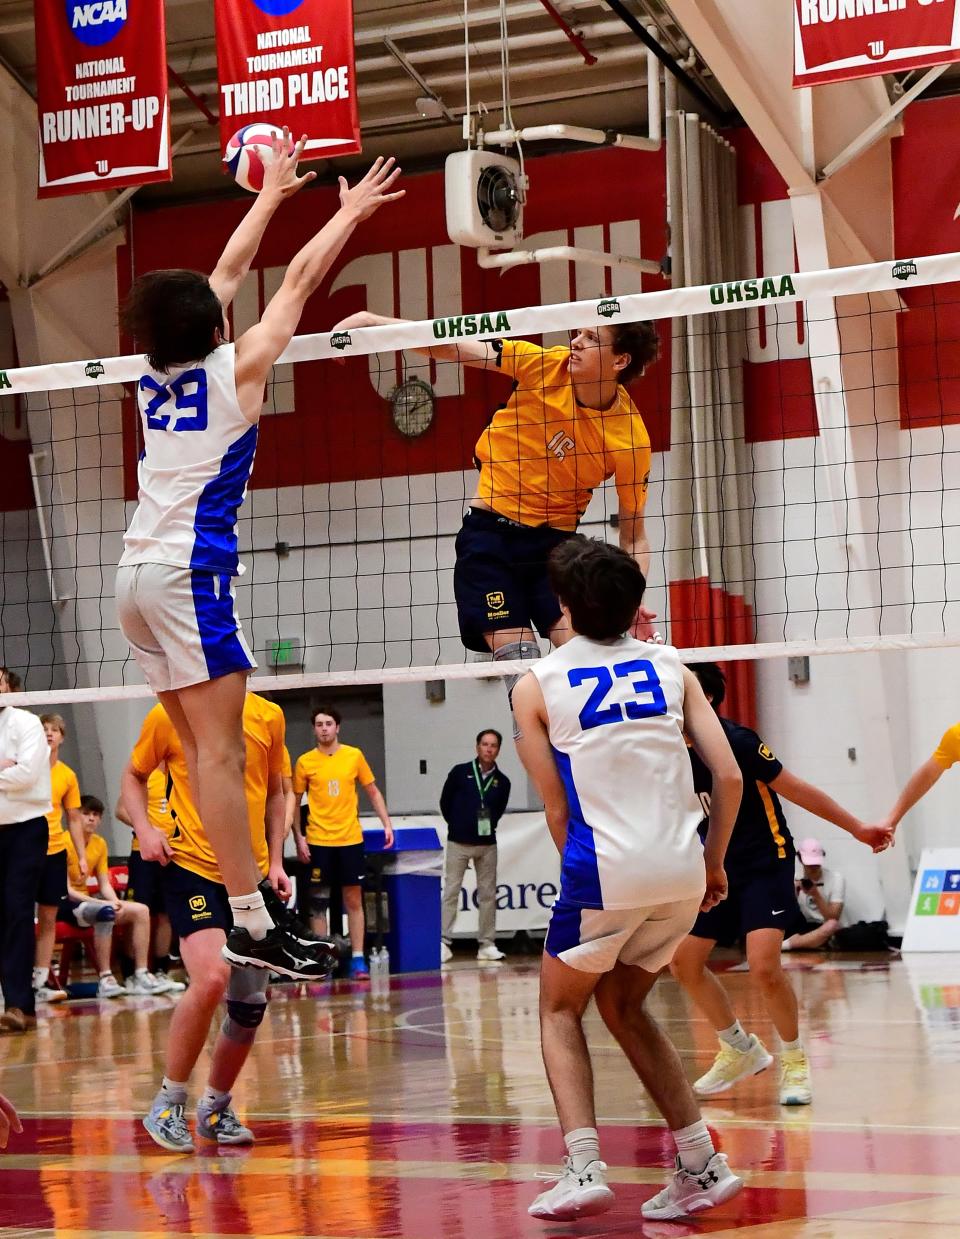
474, 339, 651, 531
282, 745, 292, 780
293, 745, 375, 847
932, 723, 960, 769
65, 832, 108, 895
129, 694, 286, 884
46, 760, 81, 856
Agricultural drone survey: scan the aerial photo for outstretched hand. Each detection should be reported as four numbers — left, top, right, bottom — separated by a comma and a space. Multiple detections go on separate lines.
339, 156, 405, 221
262, 127, 317, 200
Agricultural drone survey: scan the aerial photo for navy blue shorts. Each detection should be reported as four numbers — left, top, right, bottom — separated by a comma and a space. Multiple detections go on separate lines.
309, 843, 366, 890
161, 862, 232, 939
690, 865, 804, 947
453, 507, 573, 652
125, 850, 165, 915
37, 849, 68, 908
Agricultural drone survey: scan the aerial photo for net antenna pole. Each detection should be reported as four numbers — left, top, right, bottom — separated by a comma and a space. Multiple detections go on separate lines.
27, 447, 71, 608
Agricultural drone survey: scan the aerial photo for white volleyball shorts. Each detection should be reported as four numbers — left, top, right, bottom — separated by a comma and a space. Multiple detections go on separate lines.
116, 562, 256, 693
545, 894, 703, 974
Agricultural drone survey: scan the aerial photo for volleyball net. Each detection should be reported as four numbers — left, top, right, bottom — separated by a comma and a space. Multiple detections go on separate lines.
2, 249, 960, 709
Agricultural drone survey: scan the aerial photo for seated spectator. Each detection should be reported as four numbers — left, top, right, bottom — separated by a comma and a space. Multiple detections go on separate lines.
61, 796, 177, 996
115, 766, 185, 993
782, 838, 845, 950
440, 730, 511, 964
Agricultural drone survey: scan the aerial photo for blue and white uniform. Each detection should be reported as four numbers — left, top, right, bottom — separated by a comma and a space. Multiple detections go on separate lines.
532, 635, 705, 973
116, 345, 258, 692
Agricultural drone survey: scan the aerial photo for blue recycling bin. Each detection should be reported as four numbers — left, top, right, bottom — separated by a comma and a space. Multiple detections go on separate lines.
363, 823, 443, 973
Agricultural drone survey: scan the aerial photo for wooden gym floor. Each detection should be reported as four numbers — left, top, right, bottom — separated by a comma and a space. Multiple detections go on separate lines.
2, 951, 960, 1237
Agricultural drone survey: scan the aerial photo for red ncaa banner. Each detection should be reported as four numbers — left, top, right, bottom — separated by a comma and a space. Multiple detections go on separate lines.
214, 0, 361, 160
35, 0, 171, 197
794, 0, 960, 87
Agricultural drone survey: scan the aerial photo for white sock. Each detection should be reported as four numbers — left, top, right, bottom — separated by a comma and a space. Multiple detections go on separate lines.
228, 891, 273, 940
33, 967, 46, 988
199, 1085, 230, 1111
158, 1077, 188, 1105
135, 967, 151, 978
672, 1119, 715, 1175
564, 1126, 601, 1174
781, 1036, 802, 1053
718, 1020, 752, 1054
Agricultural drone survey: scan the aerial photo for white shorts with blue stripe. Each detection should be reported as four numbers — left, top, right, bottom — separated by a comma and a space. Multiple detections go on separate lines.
116, 562, 256, 693
545, 894, 703, 974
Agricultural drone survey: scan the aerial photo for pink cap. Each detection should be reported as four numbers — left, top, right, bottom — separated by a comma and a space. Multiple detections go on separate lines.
797, 837, 825, 865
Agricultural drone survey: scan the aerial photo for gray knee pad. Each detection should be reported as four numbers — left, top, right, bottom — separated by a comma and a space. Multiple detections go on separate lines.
309, 886, 330, 920
221, 968, 268, 1045
493, 641, 541, 736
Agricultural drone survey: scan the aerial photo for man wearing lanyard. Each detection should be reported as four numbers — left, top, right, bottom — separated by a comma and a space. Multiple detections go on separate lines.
439, 730, 512, 962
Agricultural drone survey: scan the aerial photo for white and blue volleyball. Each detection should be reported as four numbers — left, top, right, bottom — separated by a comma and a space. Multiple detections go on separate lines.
224, 122, 284, 193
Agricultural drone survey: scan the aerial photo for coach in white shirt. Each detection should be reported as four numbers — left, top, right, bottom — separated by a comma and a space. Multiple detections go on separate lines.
0, 668, 53, 1033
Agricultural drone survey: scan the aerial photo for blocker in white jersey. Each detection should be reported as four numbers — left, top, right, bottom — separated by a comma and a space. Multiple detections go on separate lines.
117, 345, 258, 691
114, 148, 404, 983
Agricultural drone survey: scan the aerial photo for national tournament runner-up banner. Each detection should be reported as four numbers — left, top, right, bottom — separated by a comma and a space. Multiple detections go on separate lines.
214, 0, 361, 160
794, 0, 960, 88
35, 0, 171, 197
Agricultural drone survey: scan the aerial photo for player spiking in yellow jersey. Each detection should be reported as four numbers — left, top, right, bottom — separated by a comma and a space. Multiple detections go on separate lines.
331, 311, 661, 721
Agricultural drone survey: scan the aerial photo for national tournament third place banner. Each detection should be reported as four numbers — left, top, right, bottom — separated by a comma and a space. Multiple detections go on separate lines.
214, 0, 361, 161
35, 0, 171, 198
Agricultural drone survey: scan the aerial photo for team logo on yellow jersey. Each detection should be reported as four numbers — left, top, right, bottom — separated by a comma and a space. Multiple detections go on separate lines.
189, 895, 207, 912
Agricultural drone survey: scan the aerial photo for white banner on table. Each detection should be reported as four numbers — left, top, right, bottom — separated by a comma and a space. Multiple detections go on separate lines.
438, 812, 560, 935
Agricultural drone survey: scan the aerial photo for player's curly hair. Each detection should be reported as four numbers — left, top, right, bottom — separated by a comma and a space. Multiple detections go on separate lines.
121, 269, 225, 373
611, 320, 660, 385
548, 535, 646, 640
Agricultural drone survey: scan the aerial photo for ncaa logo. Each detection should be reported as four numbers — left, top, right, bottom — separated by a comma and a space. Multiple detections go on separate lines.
249, 0, 305, 14
189, 895, 207, 913
67, 0, 128, 47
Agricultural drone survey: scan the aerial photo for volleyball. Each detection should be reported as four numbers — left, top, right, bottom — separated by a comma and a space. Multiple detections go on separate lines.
223, 122, 284, 193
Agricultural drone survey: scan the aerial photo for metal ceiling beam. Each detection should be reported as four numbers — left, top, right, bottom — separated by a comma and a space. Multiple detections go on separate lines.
603, 0, 734, 126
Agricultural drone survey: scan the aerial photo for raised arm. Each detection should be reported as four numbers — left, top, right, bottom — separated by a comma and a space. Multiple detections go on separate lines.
234, 157, 405, 420
209, 128, 316, 311
681, 667, 742, 910
330, 310, 501, 368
